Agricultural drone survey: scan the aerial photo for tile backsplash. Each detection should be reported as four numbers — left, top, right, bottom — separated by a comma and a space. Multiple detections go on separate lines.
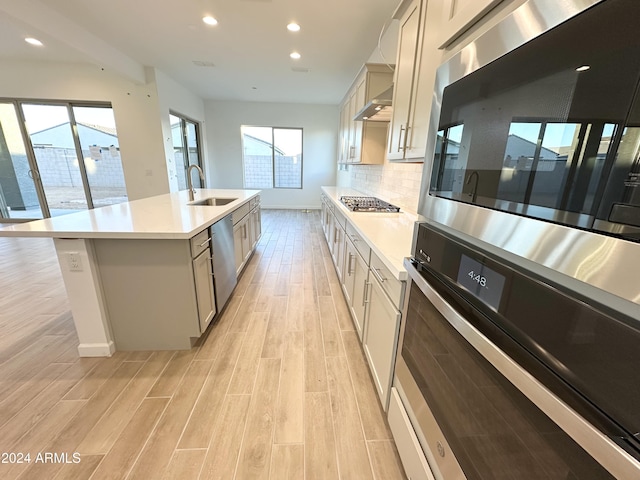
349, 162, 424, 213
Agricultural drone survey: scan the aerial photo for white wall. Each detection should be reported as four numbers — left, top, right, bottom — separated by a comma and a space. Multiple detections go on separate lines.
153, 68, 207, 192
204, 101, 338, 209
0, 60, 206, 201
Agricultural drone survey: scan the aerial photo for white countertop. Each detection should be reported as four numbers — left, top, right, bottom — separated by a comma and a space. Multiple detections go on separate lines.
0, 189, 260, 240
321, 186, 422, 281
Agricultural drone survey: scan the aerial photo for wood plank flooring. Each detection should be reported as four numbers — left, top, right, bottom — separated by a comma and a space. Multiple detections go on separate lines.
0, 209, 405, 479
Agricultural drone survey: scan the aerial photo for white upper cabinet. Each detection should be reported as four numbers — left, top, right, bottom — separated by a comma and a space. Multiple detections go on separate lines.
387, 0, 422, 162
338, 64, 393, 165
437, 0, 503, 48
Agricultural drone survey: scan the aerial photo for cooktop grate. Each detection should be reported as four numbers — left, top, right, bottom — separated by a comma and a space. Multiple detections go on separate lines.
340, 196, 401, 212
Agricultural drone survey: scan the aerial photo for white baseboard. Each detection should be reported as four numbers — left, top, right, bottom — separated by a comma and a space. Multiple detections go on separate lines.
77, 341, 116, 357
262, 205, 320, 210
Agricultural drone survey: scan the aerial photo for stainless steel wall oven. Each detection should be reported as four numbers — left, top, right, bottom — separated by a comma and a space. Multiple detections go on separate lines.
394, 223, 639, 479
394, 0, 640, 478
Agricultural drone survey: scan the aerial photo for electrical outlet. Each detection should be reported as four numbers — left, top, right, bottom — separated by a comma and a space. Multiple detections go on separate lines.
67, 252, 83, 272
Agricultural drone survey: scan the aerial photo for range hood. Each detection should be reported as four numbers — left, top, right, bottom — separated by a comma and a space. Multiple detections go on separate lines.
353, 85, 393, 122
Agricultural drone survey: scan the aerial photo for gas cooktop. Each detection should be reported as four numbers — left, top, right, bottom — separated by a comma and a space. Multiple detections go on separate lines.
340, 196, 401, 213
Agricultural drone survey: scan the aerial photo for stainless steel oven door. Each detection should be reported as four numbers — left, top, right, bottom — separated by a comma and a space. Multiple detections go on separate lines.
395, 257, 639, 480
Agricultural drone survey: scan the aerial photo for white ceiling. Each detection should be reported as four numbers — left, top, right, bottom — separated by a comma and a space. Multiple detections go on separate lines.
0, 0, 399, 104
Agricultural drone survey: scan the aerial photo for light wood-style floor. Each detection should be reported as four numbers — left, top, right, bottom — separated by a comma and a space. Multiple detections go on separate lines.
0, 209, 406, 480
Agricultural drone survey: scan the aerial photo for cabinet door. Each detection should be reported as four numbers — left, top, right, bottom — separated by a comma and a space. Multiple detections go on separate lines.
251, 206, 261, 247
233, 222, 244, 275
351, 249, 369, 341
340, 100, 351, 162
193, 249, 216, 333
343, 239, 357, 306
388, 0, 421, 160
363, 274, 401, 410
256, 207, 262, 241
241, 217, 252, 264
327, 211, 336, 255
330, 218, 340, 265
347, 89, 360, 162
404, 0, 433, 160
333, 226, 346, 282
350, 79, 366, 163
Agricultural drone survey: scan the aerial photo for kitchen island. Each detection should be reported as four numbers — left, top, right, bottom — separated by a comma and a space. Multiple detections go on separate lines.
0, 189, 261, 356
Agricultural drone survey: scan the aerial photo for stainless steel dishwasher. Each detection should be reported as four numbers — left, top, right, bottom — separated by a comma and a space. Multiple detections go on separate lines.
210, 214, 237, 313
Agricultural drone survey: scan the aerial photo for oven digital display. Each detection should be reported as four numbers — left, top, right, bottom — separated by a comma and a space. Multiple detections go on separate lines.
457, 254, 506, 310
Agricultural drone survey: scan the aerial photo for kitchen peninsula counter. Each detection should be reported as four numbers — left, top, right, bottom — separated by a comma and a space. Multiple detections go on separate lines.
0, 189, 260, 357
0, 189, 260, 239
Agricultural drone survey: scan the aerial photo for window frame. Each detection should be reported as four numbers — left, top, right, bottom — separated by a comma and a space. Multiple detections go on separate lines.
169, 111, 204, 190
0, 97, 126, 221
241, 126, 303, 190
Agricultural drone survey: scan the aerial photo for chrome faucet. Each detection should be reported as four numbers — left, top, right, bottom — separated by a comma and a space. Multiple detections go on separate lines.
465, 170, 480, 203
187, 164, 205, 201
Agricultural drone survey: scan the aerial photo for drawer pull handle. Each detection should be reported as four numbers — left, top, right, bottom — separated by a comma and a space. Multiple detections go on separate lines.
363, 281, 371, 306
372, 267, 387, 283
199, 238, 211, 248
398, 124, 405, 152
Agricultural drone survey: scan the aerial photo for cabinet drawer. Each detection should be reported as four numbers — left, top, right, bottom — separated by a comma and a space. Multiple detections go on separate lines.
250, 195, 260, 208
232, 201, 251, 225
388, 388, 435, 480
370, 251, 404, 309
346, 222, 370, 264
190, 229, 211, 258
334, 208, 347, 231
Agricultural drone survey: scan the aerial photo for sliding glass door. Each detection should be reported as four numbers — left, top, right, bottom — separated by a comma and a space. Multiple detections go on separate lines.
170, 113, 203, 191
23, 103, 91, 215
72, 105, 127, 208
0, 99, 127, 222
0, 102, 44, 219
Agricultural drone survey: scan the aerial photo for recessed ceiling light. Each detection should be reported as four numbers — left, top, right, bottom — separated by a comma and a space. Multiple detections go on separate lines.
290, 52, 301, 60
576, 65, 590, 72
287, 23, 300, 32
25, 37, 43, 46
202, 16, 218, 26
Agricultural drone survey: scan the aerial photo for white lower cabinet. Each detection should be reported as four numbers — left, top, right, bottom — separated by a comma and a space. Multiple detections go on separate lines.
388, 388, 435, 480
322, 193, 406, 410
233, 204, 254, 275
192, 248, 216, 332
344, 238, 369, 340
233, 221, 244, 274
330, 210, 347, 282
363, 271, 401, 410
332, 223, 346, 281
250, 204, 261, 249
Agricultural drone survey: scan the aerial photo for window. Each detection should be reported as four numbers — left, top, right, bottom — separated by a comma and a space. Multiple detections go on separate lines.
241, 126, 302, 189
170, 113, 203, 190
0, 99, 126, 221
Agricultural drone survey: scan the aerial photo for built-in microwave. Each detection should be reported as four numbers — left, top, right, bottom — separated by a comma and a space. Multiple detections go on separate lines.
427, 0, 640, 242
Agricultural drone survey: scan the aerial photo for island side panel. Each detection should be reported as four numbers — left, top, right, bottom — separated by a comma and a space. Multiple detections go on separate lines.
53, 238, 116, 357
93, 238, 201, 351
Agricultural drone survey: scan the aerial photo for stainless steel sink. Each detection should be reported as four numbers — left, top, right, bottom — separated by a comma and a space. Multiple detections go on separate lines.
188, 197, 237, 206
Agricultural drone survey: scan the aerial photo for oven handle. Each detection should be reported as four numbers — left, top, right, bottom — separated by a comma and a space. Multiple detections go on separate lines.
401, 257, 640, 480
